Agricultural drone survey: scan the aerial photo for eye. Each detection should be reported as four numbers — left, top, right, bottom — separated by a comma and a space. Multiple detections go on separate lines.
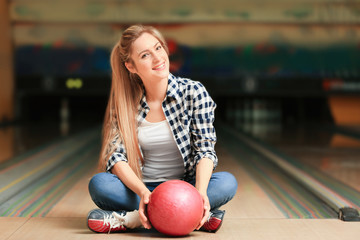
141, 53, 149, 59
156, 45, 162, 50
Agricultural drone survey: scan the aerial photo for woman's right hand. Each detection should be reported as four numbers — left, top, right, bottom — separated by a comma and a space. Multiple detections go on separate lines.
139, 190, 152, 229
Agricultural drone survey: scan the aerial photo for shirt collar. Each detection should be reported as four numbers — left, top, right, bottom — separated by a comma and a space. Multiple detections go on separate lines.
166, 73, 181, 101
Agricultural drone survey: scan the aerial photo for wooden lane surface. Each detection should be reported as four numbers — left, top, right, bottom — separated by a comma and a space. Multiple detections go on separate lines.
214, 145, 284, 218
1, 144, 359, 239
2, 217, 359, 240
46, 169, 97, 217
0, 217, 28, 240
0, 142, 286, 239
46, 144, 285, 219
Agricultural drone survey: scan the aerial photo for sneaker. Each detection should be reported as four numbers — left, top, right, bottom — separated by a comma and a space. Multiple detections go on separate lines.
201, 209, 225, 233
87, 209, 127, 233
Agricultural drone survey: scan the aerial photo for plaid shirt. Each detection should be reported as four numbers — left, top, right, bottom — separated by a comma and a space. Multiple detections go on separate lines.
107, 73, 218, 181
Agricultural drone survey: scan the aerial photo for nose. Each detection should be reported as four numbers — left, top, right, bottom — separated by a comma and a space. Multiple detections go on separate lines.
152, 51, 161, 62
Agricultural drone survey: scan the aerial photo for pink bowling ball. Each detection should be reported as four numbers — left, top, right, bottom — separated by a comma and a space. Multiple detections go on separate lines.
147, 180, 204, 236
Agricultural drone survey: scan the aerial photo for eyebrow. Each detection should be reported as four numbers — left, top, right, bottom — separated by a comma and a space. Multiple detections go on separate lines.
138, 42, 160, 57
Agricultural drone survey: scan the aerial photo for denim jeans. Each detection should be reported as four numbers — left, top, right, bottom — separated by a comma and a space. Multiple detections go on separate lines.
88, 171, 237, 211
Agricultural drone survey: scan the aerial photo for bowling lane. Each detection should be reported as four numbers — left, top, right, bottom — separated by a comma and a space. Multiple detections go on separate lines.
238, 123, 360, 193
0, 122, 61, 164
212, 145, 285, 219
46, 140, 286, 219
217, 126, 338, 219
0, 120, 100, 164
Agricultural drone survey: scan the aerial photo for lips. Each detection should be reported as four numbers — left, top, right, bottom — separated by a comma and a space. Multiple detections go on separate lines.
153, 62, 165, 70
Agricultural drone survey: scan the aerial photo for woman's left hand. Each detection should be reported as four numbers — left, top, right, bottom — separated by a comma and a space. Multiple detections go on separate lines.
196, 193, 210, 230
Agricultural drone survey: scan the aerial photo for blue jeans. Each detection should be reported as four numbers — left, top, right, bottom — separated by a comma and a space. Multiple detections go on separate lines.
88, 171, 237, 211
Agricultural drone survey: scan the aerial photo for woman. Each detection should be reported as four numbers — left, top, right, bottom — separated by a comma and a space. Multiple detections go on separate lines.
87, 25, 237, 234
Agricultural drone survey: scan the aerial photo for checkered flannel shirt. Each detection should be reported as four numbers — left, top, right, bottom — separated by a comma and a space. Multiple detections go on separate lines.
107, 73, 218, 181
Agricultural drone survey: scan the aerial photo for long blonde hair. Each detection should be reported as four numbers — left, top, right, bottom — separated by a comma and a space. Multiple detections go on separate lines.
99, 25, 169, 177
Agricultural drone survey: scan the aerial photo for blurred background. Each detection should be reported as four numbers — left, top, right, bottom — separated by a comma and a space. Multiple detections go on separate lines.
1, 0, 360, 221
1, 0, 360, 165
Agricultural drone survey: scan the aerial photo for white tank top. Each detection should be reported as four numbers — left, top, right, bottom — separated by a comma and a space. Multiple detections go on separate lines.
138, 119, 184, 182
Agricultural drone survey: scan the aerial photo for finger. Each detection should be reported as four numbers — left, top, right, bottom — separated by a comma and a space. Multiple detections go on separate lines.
139, 209, 152, 229
138, 202, 147, 220
140, 196, 154, 229
141, 218, 151, 229
196, 205, 209, 230
196, 216, 207, 230
200, 214, 207, 226
139, 207, 147, 220
141, 219, 151, 229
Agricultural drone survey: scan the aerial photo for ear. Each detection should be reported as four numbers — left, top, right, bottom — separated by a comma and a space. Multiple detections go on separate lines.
125, 62, 136, 74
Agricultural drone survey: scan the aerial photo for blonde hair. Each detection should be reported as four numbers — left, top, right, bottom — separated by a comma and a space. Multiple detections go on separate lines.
99, 25, 169, 177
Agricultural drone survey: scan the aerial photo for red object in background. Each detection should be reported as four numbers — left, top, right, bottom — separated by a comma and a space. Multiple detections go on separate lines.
166, 38, 183, 72
68, 61, 82, 72
322, 78, 343, 91
166, 39, 178, 54
147, 180, 203, 236
169, 62, 182, 72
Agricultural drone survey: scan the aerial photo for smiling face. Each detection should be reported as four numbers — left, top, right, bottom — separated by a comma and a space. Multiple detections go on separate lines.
125, 32, 170, 85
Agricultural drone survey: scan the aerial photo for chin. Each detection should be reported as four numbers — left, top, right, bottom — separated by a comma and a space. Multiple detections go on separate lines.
159, 70, 170, 78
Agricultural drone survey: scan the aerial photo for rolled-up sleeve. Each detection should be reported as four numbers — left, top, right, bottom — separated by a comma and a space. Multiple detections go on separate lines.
190, 83, 218, 169
106, 135, 128, 172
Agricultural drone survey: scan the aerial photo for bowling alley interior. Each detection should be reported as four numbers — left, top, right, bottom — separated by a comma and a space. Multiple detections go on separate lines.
1, 1, 360, 239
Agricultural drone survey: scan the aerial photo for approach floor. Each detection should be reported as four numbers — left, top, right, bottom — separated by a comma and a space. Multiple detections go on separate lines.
0, 121, 359, 239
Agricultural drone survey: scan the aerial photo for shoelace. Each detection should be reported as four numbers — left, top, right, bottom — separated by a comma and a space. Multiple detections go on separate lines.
207, 211, 213, 221
102, 212, 125, 234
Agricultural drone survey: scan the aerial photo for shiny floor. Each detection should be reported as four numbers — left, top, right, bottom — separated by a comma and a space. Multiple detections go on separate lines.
241, 123, 360, 192
1, 119, 360, 239
0, 120, 99, 164
2, 119, 360, 193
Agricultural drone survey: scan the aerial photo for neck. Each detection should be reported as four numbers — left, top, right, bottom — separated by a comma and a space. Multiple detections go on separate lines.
143, 77, 168, 102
